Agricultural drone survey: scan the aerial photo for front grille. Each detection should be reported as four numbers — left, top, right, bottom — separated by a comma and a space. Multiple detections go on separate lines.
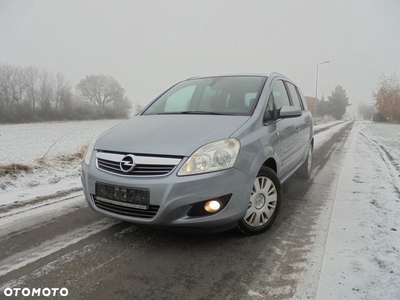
97, 158, 176, 176
95, 152, 182, 177
93, 196, 159, 218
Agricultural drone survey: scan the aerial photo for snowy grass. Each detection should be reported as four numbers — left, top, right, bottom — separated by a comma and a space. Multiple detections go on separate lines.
0, 163, 33, 177
0, 119, 124, 163
0, 119, 124, 205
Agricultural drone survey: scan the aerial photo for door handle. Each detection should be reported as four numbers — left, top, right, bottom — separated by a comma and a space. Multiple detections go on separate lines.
295, 127, 300, 133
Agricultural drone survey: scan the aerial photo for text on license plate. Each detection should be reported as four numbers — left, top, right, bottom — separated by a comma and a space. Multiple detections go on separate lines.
95, 183, 150, 210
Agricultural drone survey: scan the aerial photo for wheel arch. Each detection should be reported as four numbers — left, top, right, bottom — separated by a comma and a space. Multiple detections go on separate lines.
246, 147, 280, 179
262, 157, 277, 174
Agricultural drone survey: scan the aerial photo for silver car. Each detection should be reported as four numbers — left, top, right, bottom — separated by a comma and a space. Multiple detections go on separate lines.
81, 73, 313, 235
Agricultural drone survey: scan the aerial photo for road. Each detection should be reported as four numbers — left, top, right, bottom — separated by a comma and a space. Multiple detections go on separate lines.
0, 122, 353, 300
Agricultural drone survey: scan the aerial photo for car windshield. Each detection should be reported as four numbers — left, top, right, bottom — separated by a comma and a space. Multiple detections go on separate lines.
142, 76, 266, 116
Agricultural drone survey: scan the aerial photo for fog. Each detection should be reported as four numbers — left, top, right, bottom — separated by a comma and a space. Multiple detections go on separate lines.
1, 0, 399, 117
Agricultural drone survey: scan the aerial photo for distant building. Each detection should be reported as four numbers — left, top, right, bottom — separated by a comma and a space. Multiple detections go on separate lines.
305, 96, 317, 117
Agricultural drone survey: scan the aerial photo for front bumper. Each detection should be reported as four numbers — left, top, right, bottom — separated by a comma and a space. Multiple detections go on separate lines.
81, 157, 254, 232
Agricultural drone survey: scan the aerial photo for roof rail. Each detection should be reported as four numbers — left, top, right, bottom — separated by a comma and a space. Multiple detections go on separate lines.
186, 76, 201, 80
268, 72, 288, 79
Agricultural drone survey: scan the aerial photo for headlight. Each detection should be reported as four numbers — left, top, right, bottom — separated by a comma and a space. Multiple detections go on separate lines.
178, 138, 240, 176
83, 137, 97, 166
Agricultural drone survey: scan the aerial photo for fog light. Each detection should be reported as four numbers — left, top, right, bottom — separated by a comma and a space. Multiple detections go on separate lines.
204, 200, 221, 213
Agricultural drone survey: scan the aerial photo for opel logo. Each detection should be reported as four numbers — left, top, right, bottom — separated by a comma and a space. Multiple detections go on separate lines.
120, 154, 136, 173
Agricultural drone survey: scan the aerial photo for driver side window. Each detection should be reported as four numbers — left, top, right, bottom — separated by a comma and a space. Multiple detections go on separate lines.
272, 80, 290, 110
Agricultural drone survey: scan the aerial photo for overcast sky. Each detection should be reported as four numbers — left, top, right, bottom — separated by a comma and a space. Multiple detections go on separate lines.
1, 0, 399, 116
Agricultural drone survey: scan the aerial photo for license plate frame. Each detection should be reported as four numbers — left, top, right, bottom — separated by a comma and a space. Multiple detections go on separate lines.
95, 182, 150, 210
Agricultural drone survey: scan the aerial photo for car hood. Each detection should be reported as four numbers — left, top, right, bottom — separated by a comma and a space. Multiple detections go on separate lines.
95, 115, 250, 156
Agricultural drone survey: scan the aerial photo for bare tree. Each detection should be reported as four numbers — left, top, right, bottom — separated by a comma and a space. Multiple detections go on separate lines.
38, 70, 54, 111
59, 86, 73, 117
0, 63, 14, 105
14, 66, 27, 103
0, 63, 131, 123
76, 74, 125, 107
55, 72, 69, 111
25, 66, 39, 108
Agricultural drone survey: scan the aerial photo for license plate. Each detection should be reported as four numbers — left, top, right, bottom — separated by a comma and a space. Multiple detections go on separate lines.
95, 183, 150, 210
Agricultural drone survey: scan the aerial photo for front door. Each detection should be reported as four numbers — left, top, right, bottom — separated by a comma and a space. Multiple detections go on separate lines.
271, 80, 299, 178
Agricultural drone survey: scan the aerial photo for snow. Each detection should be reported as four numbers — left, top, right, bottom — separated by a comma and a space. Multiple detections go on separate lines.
314, 120, 345, 131
0, 119, 124, 163
0, 177, 81, 207
295, 121, 400, 300
0, 119, 124, 205
0, 190, 85, 238
320, 122, 400, 299
314, 121, 351, 150
360, 122, 400, 170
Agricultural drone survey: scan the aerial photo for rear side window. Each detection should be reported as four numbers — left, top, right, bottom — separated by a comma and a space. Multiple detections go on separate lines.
272, 80, 290, 110
296, 87, 308, 110
286, 82, 304, 110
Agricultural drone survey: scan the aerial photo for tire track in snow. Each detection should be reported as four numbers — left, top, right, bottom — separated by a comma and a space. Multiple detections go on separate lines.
0, 225, 153, 293
0, 218, 119, 277
359, 131, 400, 194
0, 192, 85, 240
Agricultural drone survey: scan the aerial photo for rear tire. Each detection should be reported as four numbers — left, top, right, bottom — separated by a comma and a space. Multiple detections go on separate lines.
297, 144, 313, 179
237, 167, 282, 235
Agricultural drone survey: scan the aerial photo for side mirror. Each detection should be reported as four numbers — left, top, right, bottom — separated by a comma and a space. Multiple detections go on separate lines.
278, 106, 302, 118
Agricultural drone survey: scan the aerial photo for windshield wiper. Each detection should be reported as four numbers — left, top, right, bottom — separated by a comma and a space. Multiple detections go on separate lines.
156, 111, 233, 115
181, 111, 233, 115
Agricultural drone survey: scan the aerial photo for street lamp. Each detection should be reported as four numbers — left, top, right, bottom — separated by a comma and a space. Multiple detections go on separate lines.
315, 61, 330, 100
314, 61, 330, 119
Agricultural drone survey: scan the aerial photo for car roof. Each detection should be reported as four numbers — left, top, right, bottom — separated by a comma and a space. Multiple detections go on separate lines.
185, 72, 287, 81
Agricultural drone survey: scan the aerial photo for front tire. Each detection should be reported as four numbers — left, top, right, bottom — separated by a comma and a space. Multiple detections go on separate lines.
237, 167, 282, 235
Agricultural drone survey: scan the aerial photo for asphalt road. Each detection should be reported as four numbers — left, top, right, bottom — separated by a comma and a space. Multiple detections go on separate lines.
0, 122, 353, 300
